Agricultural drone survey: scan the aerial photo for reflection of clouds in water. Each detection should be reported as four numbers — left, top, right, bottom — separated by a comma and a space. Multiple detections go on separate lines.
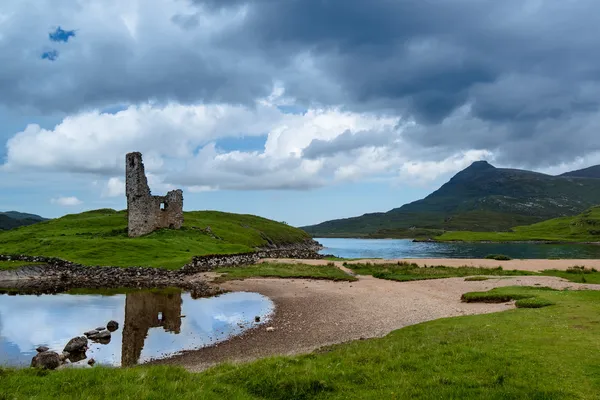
0, 294, 124, 354
0, 291, 273, 367
139, 292, 274, 363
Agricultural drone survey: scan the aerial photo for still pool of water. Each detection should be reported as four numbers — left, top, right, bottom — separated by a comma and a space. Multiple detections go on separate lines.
317, 238, 600, 259
0, 290, 273, 367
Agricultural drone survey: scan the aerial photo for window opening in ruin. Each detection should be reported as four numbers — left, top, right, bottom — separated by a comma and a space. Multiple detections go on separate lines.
160, 202, 166, 211
128, 157, 135, 169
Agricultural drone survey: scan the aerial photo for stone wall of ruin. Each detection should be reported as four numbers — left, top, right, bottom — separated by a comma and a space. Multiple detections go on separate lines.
125, 152, 184, 237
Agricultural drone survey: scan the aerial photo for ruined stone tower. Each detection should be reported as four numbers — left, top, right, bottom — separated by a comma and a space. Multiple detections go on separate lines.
125, 152, 183, 237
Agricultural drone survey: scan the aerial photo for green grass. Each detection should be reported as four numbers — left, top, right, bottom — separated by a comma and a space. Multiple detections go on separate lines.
0, 209, 311, 269
0, 260, 46, 271
213, 262, 356, 282
347, 262, 600, 284
461, 286, 557, 309
347, 262, 534, 282
484, 254, 512, 261
438, 205, 600, 242
3, 287, 600, 399
542, 266, 600, 284
464, 276, 490, 281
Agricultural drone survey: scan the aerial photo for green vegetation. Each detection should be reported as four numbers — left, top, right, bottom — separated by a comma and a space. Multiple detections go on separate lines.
347, 262, 600, 284
213, 262, 356, 282
438, 206, 600, 242
485, 254, 512, 261
0, 209, 311, 269
3, 287, 600, 399
303, 161, 600, 236
542, 266, 600, 284
461, 286, 557, 309
347, 262, 532, 282
464, 276, 490, 281
0, 260, 46, 270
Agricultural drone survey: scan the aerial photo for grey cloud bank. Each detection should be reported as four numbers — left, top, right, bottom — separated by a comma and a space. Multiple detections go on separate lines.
2, 0, 600, 190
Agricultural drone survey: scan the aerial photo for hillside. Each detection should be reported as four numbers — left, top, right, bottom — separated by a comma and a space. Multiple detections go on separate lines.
560, 165, 600, 179
0, 209, 312, 269
302, 161, 600, 236
0, 211, 46, 230
437, 206, 600, 242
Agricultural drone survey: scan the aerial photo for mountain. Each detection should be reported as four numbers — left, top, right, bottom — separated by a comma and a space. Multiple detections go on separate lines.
0, 211, 47, 230
302, 161, 600, 236
560, 165, 600, 179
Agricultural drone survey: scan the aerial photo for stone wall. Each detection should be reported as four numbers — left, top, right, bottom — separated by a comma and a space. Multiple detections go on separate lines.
126, 152, 184, 237
0, 242, 323, 283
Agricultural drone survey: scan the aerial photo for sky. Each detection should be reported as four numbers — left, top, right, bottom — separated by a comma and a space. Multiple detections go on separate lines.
2, 0, 600, 227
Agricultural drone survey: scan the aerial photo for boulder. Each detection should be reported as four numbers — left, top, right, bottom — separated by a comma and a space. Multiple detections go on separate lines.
36, 346, 49, 353
31, 351, 61, 370
59, 352, 70, 362
84, 329, 99, 337
106, 320, 119, 332
63, 336, 88, 353
88, 330, 111, 341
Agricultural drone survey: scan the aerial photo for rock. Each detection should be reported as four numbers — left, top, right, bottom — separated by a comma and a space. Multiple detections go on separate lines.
266, 327, 275, 332
89, 330, 111, 341
31, 351, 61, 370
84, 329, 99, 337
36, 346, 49, 353
63, 336, 88, 353
254, 316, 260, 322
88, 358, 95, 366
59, 352, 70, 362
95, 326, 105, 331
67, 351, 86, 363
106, 320, 119, 332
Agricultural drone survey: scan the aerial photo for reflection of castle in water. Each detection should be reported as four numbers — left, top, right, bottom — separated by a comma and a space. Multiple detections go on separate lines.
121, 291, 183, 366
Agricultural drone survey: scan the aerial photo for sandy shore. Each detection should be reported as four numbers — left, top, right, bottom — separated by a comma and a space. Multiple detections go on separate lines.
263, 257, 600, 272
155, 271, 599, 371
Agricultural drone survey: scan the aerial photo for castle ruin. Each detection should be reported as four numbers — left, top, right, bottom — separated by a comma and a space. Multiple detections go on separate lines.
126, 152, 183, 237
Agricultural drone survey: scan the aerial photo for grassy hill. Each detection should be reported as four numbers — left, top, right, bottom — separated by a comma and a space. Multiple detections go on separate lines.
0, 211, 46, 230
0, 209, 311, 269
303, 161, 600, 237
437, 206, 600, 242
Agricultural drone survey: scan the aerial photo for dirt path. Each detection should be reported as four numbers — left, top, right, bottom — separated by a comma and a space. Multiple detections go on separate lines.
262, 257, 600, 272
155, 272, 599, 372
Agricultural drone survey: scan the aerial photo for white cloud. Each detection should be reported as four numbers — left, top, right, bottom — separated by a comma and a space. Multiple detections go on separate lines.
50, 196, 83, 206
102, 177, 125, 197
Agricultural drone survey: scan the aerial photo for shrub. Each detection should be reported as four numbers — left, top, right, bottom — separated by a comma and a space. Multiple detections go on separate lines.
485, 254, 512, 261
566, 266, 597, 274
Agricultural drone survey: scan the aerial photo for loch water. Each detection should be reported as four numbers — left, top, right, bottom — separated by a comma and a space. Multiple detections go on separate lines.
317, 238, 600, 259
0, 289, 273, 367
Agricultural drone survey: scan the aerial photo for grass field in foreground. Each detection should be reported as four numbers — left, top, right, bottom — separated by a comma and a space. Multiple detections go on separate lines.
347, 262, 600, 284
0, 209, 310, 269
0, 260, 47, 271
213, 262, 356, 282
2, 287, 600, 399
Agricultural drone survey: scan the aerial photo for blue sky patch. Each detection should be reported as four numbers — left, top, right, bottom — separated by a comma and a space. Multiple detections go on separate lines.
49, 27, 76, 43
215, 135, 268, 152
41, 50, 59, 61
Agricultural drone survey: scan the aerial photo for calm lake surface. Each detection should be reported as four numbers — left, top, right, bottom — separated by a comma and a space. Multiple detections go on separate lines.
317, 238, 600, 259
0, 290, 273, 367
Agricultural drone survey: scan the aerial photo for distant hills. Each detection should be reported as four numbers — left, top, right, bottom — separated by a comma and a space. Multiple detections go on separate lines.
302, 161, 600, 237
0, 211, 47, 230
